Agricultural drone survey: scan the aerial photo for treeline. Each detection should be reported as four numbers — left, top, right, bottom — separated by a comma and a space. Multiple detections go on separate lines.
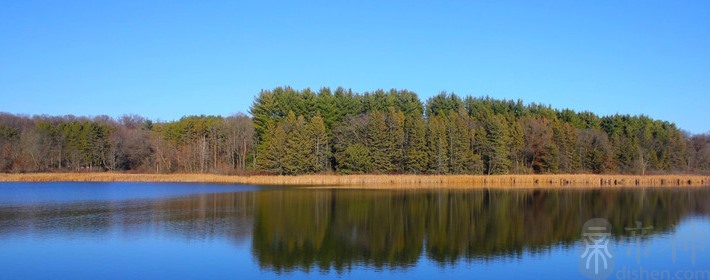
251, 87, 709, 175
1, 86, 709, 174
0, 113, 254, 173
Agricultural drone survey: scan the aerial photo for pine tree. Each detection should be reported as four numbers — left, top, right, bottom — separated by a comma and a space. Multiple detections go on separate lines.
386, 107, 405, 173
446, 110, 478, 174
315, 88, 337, 131
367, 111, 392, 173
393, 89, 424, 116
339, 144, 372, 174
553, 122, 580, 173
484, 116, 511, 174
507, 119, 525, 173
257, 123, 287, 174
283, 115, 314, 175
333, 87, 363, 122
250, 90, 278, 141
403, 113, 429, 173
309, 112, 329, 172
425, 92, 464, 117
332, 114, 369, 173
427, 114, 449, 174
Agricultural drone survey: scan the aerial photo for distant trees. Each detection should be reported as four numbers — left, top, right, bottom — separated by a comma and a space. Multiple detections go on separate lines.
255, 111, 329, 175
144, 114, 256, 173
108, 115, 152, 171
0, 113, 255, 174
0, 86, 708, 175
688, 134, 710, 171
223, 114, 254, 171
522, 117, 556, 173
577, 129, 614, 173
403, 112, 428, 173
249, 88, 707, 175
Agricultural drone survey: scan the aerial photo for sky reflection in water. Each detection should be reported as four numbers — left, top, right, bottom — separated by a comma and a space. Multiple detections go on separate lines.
0, 183, 708, 279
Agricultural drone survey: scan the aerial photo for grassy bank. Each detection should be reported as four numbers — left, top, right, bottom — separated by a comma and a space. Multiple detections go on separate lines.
0, 173, 708, 188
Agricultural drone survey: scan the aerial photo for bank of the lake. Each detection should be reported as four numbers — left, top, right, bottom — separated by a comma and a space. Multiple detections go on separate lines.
0, 173, 708, 188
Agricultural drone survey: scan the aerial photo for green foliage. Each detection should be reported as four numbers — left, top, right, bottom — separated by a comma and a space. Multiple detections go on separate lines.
338, 144, 373, 174
367, 111, 393, 173
249, 90, 278, 141
0, 87, 705, 175
446, 110, 482, 174
309, 113, 330, 172
481, 115, 511, 174
426, 92, 464, 117
256, 111, 332, 174
282, 114, 314, 175
257, 124, 286, 174
427, 114, 449, 173
578, 129, 614, 173
385, 107, 406, 173
403, 113, 429, 173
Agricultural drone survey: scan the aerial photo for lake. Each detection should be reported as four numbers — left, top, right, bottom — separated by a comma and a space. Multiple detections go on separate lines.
1, 183, 708, 279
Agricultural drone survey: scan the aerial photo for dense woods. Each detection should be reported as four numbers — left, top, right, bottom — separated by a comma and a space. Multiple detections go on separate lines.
0, 113, 254, 174
1, 86, 708, 174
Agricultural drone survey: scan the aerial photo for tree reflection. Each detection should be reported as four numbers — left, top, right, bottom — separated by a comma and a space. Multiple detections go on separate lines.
251, 188, 710, 272
1, 187, 709, 273
0, 192, 255, 243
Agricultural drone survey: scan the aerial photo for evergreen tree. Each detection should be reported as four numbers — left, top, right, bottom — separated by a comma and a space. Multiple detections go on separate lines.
309, 113, 329, 172
507, 118, 525, 173
393, 89, 424, 116
386, 107, 406, 173
483, 116, 511, 174
446, 110, 479, 174
0, 86, 703, 175
333, 87, 363, 122
332, 114, 369, 173
427, 114, 449, 174
403, 113, 429, 173
367, 111, 393, 173
250, 90, 278, 141
426, 92, 464, 117
339, 144, 372, 174
283, 114, 314, 175
257, 123, 287, 174
553, 122, 580, 173
315, 88, 337, 131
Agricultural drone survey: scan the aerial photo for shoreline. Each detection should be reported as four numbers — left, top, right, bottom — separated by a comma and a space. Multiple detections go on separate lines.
0, 173, 708, 188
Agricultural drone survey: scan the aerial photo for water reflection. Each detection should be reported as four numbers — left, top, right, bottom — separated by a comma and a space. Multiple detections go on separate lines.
251, 188, 710, 272
1, 186, 709, 273
0, 192, 255, 243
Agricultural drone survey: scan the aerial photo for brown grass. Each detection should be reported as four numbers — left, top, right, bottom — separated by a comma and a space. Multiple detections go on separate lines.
0, 173, 708, 188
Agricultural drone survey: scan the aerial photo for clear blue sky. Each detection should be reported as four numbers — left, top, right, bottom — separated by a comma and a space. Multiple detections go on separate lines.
1, 1, 708, 133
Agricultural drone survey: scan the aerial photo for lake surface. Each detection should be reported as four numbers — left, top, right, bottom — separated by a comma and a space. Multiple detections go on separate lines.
1, 183, 709, 279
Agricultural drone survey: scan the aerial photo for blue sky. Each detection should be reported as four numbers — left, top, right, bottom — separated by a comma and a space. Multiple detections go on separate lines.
1, 1, 708, 133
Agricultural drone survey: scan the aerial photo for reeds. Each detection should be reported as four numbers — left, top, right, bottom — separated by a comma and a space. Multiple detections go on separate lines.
0, 173, 708, 188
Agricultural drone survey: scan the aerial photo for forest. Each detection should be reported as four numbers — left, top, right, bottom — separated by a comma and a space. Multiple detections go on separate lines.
1, 86, 708, 175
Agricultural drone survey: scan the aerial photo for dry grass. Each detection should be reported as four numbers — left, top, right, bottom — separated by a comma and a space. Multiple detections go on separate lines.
0, 173, 708, 188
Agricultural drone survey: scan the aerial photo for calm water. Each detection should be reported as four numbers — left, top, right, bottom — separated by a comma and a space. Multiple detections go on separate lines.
1, 183, 709, 280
